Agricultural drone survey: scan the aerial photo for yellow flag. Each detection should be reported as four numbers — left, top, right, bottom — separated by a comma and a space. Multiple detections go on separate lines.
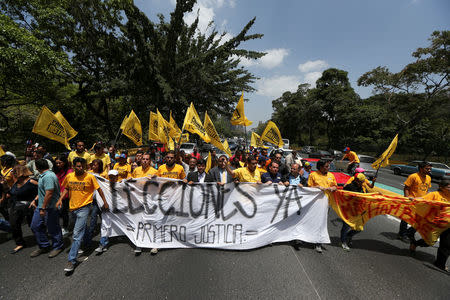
32, 106, 70, 150
260, 121, 284, 148
182, 103, 210, 142
122, 110, 143, 146
168, 137, 175, 151
157, 110, 177, 145
205, 151, 212, 173
120, 115, 129, 130
372, 134, 398, 169
251, 132, 268, 148
170, 111, 182, 134
180, 133, 190, 144
148, 112, 160, 141
54, 111, 78, 141
223, 140, 232, 157
204, 112, 225, 151
230, 92, 252, 126
0, 146, 5, 156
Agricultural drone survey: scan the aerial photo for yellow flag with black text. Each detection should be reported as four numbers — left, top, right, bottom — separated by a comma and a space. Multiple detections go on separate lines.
122, 110, 143, 146
205, 151, 212, 173
157, 110, 174, 146
148, 112, 160, 141
182, 103, 210, 142
251, 132, 268, 149
54, 111, 78, 141
170, 111, 182, 135
372, 134, 399, 169
204, 112, 225, 151
260, 121, 284, 148
120, 115, 129, 130
230, 92, 252, 126
32, 106, 70, 150
223, 140, 232, 157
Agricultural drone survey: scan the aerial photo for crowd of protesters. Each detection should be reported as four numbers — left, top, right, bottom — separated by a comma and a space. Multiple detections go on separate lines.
0, 141, 448, 274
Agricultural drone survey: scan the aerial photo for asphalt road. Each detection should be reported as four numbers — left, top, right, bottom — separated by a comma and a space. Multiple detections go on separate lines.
0, 171, 448, 299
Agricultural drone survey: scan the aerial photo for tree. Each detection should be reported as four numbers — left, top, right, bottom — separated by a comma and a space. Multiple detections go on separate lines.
358, 31, 449, 132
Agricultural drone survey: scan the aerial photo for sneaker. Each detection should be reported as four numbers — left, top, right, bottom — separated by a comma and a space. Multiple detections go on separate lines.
30, 247, 49, 258
150, 248, 158, 255
61, 228, 70, 236
77, 249, 84, 255
64, 262, 75, 273
134, 247, 142, 256
314, 244, 323, 253
341, 243, 350, 251
48, 248, 63, 258
95, 246, 107, 254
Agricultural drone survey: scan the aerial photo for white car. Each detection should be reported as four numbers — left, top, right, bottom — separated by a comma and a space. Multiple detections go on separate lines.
179, 143, 197, 155
282, 139, 290, 149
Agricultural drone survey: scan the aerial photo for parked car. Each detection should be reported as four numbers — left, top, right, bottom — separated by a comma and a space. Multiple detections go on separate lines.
390, 161, 450, 180
328, 149, 343, 159
179, 143, 197, 155
308, 150, 332, 159
300, 146, 315, 154
227, 140, 238, 152
282, 139, 290, 149
303, 158, 351, 189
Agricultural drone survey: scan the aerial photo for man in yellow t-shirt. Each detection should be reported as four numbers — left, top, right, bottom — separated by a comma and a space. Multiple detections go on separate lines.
113, 153, 132, 182
57, 157, 108, 273
132, 153, 157, 178
409, 179, 450, 271
68, 141, 91, 166
398, 161, 432, 241
226, 155, 261, 183
341, 147, 360, 175
344, 168, 376, 192
307, 159, 337, 253
89, 143, 111, 172
157, 151, 186, 179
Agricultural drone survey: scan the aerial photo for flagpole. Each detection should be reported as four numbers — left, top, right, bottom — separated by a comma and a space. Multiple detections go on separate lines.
244, 125, 248, 152
113, 128, 122, 147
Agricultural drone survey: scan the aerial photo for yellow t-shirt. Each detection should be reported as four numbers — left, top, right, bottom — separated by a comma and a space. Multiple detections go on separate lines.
308, 171, 337, 188
257, 167, 267, 175
62, 172, 99, 210
343, 151, 360, 163
89, 153, 111, 171
132, 166, 158, 178
113, 163, 132, 181
1, 167, 14, 188
157, 164, 186, 179
68, 151, 91, 165
404, 173, 431, 198
345, 176, 371, 192
423, 190, 450, 203
233, 167, 261, 183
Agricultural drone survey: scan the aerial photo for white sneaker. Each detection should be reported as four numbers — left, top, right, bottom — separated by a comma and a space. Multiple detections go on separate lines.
61, 228, 69, 236
315, 244, 323, 253
134, 247, 142, 256
77, 249, 84, 255
95, 246, 107, 253
341, 243, 350, 251
150, 248, 158, 255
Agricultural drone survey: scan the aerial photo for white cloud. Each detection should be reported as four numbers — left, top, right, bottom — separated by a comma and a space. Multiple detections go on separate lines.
237, 48, 289, 69
298, 60, 328, 73
256, 75, 301, 98
303, 71, 322, 87
184, 3, 215, 34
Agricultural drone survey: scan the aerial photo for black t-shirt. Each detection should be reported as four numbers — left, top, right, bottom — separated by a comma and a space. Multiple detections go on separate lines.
343, 181, 364, 193
9, 180, 38, 206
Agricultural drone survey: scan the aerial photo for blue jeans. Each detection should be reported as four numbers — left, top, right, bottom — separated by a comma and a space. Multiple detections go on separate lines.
99, 236, 109, 247
68, 205, 92, 264
340, 222, 359, 243
30, 208, 63, 249
89, 201, 101, 240
0, 218, 11, 232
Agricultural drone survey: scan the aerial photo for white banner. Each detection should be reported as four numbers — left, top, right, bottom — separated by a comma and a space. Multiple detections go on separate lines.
95, 176, 330, 250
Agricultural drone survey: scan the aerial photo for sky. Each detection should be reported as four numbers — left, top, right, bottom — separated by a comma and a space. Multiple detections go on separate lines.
135, 0, 449, 128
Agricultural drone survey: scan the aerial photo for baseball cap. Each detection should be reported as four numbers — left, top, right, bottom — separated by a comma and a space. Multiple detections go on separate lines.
356, 173, 366, 182
343, 147, 350, 152
355, 167, 365, 173
108, 170, 119, 176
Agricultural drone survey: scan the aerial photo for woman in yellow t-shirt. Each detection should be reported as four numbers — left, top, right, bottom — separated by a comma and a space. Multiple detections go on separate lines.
90, 159, 108, 179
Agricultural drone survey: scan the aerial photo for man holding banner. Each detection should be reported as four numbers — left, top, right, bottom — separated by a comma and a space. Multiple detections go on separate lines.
225, 155, 261, 183
308, 159, 337, 253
